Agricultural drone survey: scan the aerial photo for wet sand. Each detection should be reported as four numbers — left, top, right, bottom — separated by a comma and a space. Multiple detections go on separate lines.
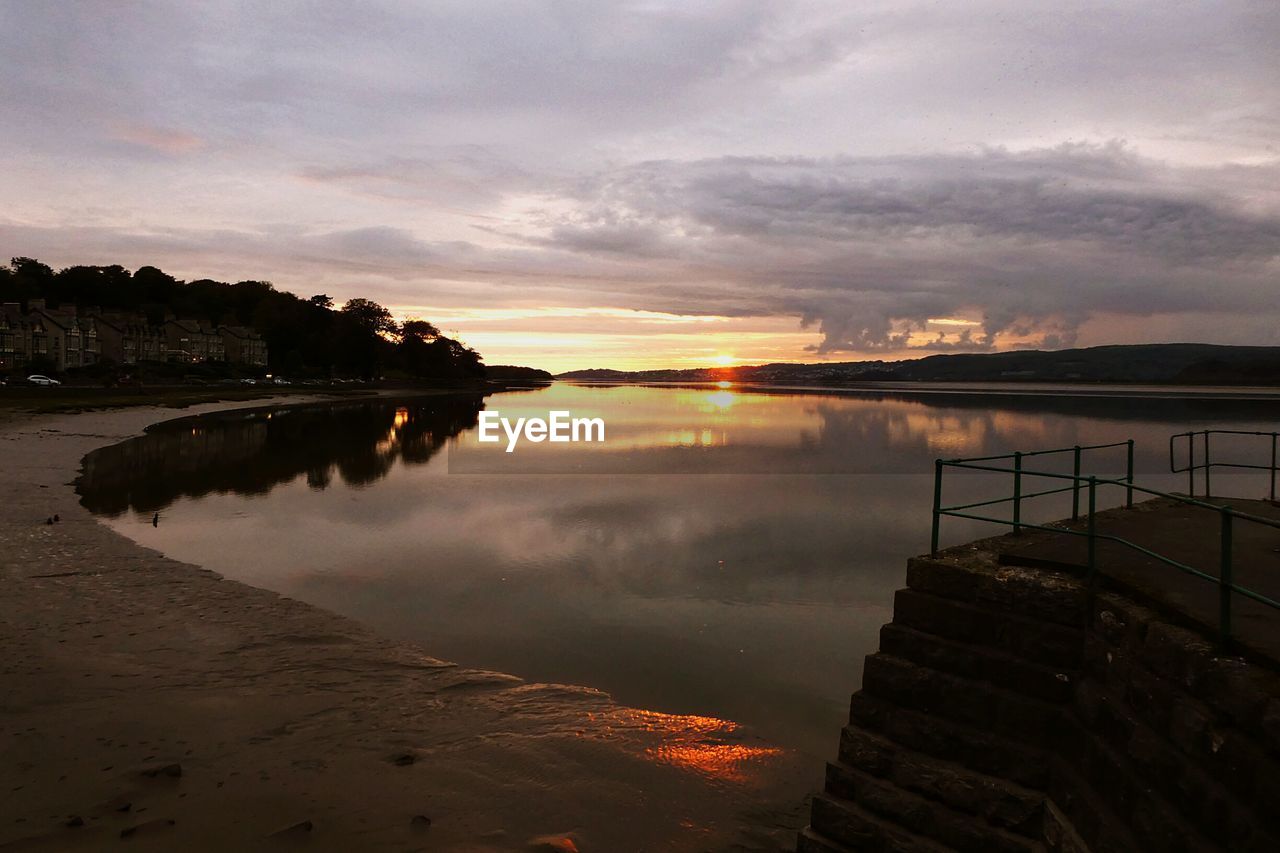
0, 399, 812, 852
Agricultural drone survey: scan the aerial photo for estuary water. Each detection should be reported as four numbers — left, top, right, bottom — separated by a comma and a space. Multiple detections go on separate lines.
77, 381, 1280, 761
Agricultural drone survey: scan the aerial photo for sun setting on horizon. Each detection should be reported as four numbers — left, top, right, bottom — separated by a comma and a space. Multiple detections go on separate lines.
382, 305, 1088, 374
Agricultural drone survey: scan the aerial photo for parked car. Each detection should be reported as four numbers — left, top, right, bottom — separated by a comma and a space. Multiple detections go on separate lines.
27, 374, 61, 386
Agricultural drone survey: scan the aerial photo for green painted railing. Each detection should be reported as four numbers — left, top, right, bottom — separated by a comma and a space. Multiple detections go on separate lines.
930, 434, 1280, 647
1170, 429, 1279, 501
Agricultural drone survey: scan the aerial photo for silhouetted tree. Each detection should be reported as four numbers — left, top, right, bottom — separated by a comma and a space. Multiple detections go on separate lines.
2, 257, 488, 381
341, 298, 397, 337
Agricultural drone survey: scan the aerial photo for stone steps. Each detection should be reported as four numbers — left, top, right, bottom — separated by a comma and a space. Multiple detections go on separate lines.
822, 761, 1045, 853
850, 692, 1050, 791
800, 541, 1279, 853
879, 622, 1076, 704
837, 725, 1043, 837
809, 791, 958, 853
905, 558, 1087, 629
892, 588, 1082, 670
860, 653, 1067, 748
797, 826, 856, 853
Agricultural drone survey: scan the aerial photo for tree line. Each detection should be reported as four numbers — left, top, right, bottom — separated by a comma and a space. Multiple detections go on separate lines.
0, 257, 484, 380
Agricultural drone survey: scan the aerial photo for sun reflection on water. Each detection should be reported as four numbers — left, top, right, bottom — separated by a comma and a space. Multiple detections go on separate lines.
705, 391, 737, 410
592, 708, 784, 783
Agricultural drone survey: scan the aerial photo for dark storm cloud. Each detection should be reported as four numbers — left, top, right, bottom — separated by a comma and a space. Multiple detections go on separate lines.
529, 147, 1280, 350
4, 144, 1278, 351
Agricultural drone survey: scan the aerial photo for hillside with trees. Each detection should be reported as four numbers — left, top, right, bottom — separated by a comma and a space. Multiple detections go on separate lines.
0, 257, 484, 381
558, 343, 1280, 386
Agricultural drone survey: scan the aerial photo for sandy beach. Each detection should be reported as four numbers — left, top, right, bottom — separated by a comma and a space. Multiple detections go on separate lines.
0, 398, 811, 852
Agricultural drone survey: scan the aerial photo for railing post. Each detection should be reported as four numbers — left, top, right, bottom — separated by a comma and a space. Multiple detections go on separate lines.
931, 459, 943, 556
1071, 445, 1082, 521
1219, 507, 1233, 648
1204, 430, 1212, 499
1187, 433, 1195, 496
1271, 433, 1277, 503
1012, 451, 1023, 534
1125, 439, 1135, 508
1087, 476, 1097, 581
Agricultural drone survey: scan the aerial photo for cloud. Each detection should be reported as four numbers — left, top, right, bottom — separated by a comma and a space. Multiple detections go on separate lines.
109, 122, 203, 156
523, 145, 1280, 351
4, 144, 1279, 355
1, 1, 1278, 360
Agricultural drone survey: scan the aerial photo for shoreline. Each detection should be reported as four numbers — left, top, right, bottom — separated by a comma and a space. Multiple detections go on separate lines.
0, 397, 810, 852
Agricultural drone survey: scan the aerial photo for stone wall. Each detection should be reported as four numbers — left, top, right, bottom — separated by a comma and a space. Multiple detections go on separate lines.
797, 545, 1280, 853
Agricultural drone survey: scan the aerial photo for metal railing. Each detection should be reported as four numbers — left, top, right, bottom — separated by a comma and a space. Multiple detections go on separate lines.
1170, 429, 1279, 501
930, 436, 1280, 647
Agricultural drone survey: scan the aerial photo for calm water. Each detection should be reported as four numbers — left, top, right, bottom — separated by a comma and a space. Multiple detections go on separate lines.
77, 382, 1280, 760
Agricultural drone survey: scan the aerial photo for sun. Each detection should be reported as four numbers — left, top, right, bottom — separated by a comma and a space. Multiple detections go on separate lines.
712, 354, 736, 366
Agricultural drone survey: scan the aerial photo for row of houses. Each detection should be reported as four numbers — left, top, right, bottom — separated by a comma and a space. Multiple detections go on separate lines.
0, 300, 268, 373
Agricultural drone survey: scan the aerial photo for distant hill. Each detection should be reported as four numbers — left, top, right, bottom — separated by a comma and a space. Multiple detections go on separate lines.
557, 344, 1280, 386
485, 364, 553, 383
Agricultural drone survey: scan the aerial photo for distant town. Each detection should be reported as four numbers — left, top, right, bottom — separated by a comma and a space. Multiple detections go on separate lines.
1, 299, 267, 374
0, 257, 488, 383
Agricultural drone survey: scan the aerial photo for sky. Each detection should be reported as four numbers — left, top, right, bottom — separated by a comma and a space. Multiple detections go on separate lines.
1, 1, 1277, 372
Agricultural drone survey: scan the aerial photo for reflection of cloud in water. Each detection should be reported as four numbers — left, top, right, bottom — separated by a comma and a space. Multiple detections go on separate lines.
449, 384, 1241, 474
806, 398, 1102, 463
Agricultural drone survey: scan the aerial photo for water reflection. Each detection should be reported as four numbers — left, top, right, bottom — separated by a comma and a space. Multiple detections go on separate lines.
75, 383, 1280, 763
79, 396, 484, 516
601, 708, 784, 783
446, 383, 1280, 475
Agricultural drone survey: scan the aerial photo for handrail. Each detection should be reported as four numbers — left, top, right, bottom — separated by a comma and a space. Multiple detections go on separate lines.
929, 441, 1133, 542
1170, 429, 1279, 501
931, 434, 1280, 648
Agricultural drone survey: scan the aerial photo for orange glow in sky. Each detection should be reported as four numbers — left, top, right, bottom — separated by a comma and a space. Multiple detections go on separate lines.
388, 304, 829, 373
387, 305, 1065, 374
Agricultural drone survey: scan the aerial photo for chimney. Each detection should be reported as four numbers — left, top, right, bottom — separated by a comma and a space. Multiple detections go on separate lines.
28, 298, 46, 312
